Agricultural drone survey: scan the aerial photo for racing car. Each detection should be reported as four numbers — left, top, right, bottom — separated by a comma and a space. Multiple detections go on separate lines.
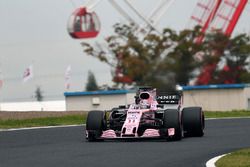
85, 87, 205, 141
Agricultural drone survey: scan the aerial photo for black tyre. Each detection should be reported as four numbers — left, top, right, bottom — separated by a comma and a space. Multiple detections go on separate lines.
182, 107, 204, 137
161, 109, 182, 141
86, 110, 105, 141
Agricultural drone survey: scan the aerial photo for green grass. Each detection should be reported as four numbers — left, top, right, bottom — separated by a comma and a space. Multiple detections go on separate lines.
0, 110, 250, 129
216, 148, 250, 167
205, 110, 250, 118
0, 114, 87, 129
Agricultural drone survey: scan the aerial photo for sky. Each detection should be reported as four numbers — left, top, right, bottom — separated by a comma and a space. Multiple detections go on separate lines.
0, 0, 250, 102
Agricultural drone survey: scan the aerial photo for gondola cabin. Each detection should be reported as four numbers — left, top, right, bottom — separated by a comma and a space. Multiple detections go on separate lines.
67, 7, 100, 39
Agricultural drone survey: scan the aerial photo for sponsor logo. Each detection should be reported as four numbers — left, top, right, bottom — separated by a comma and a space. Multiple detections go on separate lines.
128, 111, 140, 114
157, 95, 178, 100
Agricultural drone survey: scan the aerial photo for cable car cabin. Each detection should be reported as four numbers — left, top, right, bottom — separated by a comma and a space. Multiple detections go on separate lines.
67, 7, 100, 39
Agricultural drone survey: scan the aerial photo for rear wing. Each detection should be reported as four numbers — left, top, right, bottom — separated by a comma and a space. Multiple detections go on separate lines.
156, 92, 183, 105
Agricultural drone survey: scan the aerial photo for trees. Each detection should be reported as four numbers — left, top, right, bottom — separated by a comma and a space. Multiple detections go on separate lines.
82, 23, 250, 88
162, 28, 203, 86
198, 32, 250, 84
82, 24, 202, 90
34, 86, 43, 102
85, 70, 99, 91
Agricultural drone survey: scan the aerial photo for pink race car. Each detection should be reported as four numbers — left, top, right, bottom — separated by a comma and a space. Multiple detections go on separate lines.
86, 87, 204, 141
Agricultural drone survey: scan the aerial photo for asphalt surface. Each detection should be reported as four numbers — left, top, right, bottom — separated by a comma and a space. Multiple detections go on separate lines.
1, 118, 250, 167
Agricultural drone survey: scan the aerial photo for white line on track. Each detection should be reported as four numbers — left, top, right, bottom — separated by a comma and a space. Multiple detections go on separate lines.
0, 124, 84, 132
206, 154, 228, 167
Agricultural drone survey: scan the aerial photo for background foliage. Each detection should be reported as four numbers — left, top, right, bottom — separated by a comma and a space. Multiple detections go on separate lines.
82, 24, 250, 90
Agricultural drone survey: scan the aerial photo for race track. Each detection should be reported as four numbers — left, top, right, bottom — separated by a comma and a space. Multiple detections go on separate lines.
1, 118, 250, 167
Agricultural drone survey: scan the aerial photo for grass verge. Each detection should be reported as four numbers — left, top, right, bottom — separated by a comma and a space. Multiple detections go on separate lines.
204, 110, 250, 118
0, 110, 250, 129
216, 148, 250, 167
0, 113, 87, 129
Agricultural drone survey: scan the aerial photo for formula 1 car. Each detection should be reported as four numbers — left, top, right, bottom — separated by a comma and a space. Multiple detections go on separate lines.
86, 87, 204, 141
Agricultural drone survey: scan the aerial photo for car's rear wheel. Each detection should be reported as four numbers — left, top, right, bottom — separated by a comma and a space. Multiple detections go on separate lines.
161, 109, 182, 141
182, 107, 204, 137
86, 110, 105, 141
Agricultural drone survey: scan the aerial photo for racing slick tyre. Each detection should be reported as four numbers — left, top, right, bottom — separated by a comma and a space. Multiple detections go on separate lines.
161, 109, 182, 141
182, 107, 204, 137
86, 110, 106, 142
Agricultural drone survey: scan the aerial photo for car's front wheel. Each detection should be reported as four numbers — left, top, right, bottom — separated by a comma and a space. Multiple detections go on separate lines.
161, 109, 182, 141
182, 107, 204, 137
86, 110, 105, 141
